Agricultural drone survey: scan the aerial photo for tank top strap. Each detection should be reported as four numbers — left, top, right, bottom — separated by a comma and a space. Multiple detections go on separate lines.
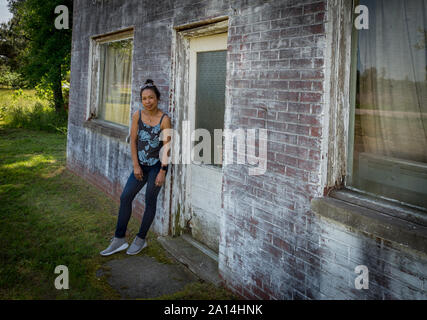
159, 113, 167, 126
138, 109, 143, 127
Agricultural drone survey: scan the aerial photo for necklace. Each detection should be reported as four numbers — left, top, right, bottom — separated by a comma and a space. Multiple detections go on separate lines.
143, 111, 156, 124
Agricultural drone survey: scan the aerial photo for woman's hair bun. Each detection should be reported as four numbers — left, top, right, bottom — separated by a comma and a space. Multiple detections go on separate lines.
140, 78, 161, 99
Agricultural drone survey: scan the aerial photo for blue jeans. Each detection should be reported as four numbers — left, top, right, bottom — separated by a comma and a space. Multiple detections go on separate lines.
115, 161, 162, 239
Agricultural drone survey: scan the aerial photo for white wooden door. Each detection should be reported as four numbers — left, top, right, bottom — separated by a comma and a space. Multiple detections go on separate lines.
186, 33, 227, 253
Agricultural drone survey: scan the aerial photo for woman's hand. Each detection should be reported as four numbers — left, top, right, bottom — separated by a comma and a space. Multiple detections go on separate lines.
134, 165, 143, 181
155, 170, 166, 187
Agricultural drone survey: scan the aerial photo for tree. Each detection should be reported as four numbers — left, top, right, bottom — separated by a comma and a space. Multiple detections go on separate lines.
7, 0, 73, 112
0, 1, 28, 73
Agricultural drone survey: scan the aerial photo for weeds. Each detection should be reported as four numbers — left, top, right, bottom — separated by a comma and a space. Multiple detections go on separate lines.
0, 88, 67, 135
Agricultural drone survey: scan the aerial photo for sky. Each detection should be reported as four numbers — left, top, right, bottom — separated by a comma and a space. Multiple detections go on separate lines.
0, 0, 12, 24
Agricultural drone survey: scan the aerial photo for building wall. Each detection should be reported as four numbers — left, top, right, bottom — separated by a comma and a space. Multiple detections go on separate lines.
68, 0, 427, 299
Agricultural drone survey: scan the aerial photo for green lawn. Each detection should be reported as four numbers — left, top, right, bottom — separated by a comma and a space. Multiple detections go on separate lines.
0, 125, 235, 299
0, 126, 134, 299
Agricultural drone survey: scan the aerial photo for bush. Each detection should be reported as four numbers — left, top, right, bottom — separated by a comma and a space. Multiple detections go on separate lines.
35, 77, 70, 112
2, 102, 68, 134
0, 65, 28, 88
0, 89, 68, 135
35, 81, 54, 101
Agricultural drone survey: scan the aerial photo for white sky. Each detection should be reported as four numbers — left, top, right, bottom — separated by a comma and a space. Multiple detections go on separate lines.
0, 0, 12, 24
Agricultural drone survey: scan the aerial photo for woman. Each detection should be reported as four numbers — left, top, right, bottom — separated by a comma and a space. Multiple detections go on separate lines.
101, 79, 171, 256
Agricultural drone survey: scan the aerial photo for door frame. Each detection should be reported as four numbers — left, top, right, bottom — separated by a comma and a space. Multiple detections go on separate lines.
187, 33, 227, 251
167, 18, 229, 241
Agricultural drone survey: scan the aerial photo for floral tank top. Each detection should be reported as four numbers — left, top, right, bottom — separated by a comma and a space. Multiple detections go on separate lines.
137, 110, 166, 166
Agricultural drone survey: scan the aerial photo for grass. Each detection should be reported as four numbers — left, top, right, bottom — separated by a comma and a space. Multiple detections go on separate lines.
0, 126, 130, 299
0, 124, 236, 300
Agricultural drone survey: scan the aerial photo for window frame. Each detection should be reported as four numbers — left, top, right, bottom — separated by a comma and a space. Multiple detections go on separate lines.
189, 33, 228, 168
87, 27, 134, 131
345, 0, 427, 213
319, 0, 427, 229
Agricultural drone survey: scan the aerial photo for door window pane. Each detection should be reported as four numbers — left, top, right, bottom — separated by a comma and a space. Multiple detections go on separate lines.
98, 38, 133, 126
195, 50, 227, 166
350, 0, 427, 209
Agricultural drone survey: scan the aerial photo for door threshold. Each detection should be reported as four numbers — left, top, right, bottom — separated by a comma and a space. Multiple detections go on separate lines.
181, 234, 219, 262
157, 235, 221, 286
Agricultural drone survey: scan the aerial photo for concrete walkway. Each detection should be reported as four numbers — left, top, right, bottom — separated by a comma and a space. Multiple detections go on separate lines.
97, 235, 221, 299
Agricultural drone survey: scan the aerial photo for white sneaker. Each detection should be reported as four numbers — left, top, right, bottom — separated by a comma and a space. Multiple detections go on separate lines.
126, 236, 147, 255
100, 237, 129, 256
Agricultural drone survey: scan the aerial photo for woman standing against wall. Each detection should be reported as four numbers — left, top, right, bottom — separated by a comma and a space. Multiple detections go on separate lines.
101, 79, 171, 256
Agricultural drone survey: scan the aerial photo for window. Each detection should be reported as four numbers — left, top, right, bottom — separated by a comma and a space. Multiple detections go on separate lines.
348, 0, 427, 210
89, 29, 133, 127
195, 50, 227, 166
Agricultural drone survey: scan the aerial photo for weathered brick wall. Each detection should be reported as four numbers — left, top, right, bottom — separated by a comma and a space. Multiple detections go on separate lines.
68, 0, 427, 299
220, 0, 328, 299
219, 0, 427, 300
310, 219, 427, 299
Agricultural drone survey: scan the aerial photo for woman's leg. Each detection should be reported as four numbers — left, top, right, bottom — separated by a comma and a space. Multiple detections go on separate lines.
136, 163, 162, 239
114, 171, 147, 238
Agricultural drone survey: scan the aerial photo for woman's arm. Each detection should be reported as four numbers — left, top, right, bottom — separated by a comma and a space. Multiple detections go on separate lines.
160, 115, 172, 166
155, 115, 172, 187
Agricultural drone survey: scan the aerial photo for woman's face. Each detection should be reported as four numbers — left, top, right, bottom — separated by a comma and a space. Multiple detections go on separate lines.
141, 89, 158, 111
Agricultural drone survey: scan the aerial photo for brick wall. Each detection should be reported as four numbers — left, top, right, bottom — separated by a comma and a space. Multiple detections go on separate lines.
68, 0, 427, 299
221, 0, 329, 299
219, 0, 427, 300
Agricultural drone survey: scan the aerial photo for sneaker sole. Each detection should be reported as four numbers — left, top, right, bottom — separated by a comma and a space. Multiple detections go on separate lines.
126, 242, 147, 255
100, 243, 129, 256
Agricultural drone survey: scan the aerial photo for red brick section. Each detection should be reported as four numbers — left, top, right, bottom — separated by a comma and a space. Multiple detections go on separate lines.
221, 0, 328, 299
